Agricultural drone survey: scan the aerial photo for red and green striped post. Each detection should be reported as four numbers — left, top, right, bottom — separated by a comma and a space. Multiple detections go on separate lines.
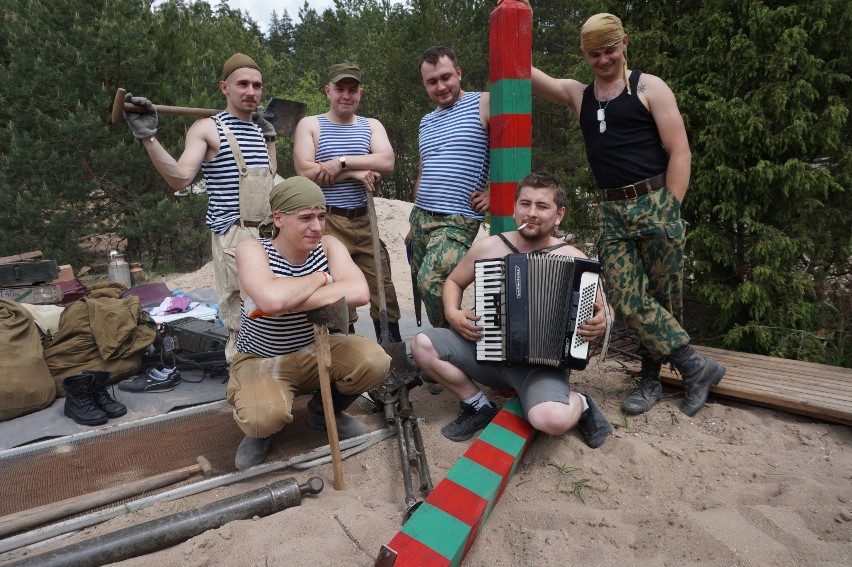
488, 0, 532, 234
375, 397, 537, 566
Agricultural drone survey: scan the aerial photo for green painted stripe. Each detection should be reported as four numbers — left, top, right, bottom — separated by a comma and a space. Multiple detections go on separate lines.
446, 457, 504, 501
400, 502, 469, 562
502, 397, 524, 417
490, 215, 516, 234
490, 79, 532, 115
478, 423, 527, 458
490, 148, 531, 182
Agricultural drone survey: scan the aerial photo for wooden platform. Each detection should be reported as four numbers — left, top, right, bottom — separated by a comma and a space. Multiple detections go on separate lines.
658, 346, 852, 426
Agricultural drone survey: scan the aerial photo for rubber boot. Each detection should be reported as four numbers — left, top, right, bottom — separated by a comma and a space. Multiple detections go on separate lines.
670, 345, 726, 416
88, 370, 128, 418
235, 435, 272, 470
620, 357, 663, 415
373, 319, 403, 344
61, 374, 108, 426
308, 385, 370, 439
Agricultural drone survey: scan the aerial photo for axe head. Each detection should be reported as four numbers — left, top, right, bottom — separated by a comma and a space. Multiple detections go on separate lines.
305, 296, 349, 332
263, 98, 307, 138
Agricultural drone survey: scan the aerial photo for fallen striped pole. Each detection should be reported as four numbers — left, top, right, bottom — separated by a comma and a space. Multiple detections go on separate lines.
375, 397, 537, 566
488, 0, 532, 234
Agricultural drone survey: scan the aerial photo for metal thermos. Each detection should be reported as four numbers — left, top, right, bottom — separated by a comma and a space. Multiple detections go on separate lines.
107, 251, 132, 287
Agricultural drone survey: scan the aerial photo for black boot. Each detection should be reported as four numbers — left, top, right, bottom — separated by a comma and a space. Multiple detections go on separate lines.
88, 371, 128, 418
620, 357, 663, 415
308, 386, 370, 439
61, 374, 108, 426
670, 345, 726, 416
388, 321, 402, 343
235, 435, 271, 470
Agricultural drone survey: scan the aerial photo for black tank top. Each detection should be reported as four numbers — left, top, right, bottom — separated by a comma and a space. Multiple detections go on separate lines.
579, 70, 669, 188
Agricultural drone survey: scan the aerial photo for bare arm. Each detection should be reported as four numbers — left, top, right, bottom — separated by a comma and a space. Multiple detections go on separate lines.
470, 93, 491, 214
236, 235, 369, 315
293, 116, 322, 180
531, 67, 585, 115
643, 74, 691, 202
141, 118, 218, 190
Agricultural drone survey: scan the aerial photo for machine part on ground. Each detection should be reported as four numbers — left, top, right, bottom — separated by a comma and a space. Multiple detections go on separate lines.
6, 477, 323, 567
0, 426, 392, 555
111, 88, 306, 137
365, 192, 408, 371
0, 456, 212, 538
305, 297, 350, 491
369, 372, 433, 520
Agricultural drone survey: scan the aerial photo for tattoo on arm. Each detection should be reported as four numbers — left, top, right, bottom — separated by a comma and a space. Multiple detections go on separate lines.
637, 83, 647, 94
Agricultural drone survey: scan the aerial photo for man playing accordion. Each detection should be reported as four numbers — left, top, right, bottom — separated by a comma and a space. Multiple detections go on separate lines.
411, 172, 613, 447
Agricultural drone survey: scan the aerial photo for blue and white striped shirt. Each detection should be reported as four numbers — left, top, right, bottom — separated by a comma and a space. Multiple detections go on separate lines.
236, 238, 330, 357
315, 115, 372, 208
416, 92, 489, 220
201, 112, 270, 234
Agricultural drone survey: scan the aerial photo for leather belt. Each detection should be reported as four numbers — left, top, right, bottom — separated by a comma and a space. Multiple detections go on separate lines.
327, 205, 367, 219
240, 220, 261, 228
417, 207, 451, 218
601, 173, 667, 201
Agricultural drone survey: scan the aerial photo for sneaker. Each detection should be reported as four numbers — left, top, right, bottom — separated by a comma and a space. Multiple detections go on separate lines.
578, 395, 612, 449
118, 365, 181, 393
441, 401, 499, 442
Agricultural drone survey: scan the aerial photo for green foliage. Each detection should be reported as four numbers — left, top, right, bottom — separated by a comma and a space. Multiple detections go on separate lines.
0, 0, 848, 365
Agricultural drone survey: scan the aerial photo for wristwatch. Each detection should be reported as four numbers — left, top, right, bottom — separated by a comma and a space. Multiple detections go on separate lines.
338, 156, 347, 169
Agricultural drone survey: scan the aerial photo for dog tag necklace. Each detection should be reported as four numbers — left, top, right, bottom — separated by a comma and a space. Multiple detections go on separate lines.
595, 78, 624, 134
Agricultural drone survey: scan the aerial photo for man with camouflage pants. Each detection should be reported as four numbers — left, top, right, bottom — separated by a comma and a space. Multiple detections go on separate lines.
522, 5, 726, 416
409, 46, 490, 329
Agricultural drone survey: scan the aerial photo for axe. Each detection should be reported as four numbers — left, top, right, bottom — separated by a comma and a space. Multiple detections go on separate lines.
305, 296, 350, 491
111, 87, 306, 137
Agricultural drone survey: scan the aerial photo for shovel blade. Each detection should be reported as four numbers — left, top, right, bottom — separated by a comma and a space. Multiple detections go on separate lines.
264, 98, 307, 137
305, 297, 349, 331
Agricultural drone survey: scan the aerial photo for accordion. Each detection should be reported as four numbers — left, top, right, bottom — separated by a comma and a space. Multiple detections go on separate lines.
474, 253, 601, 370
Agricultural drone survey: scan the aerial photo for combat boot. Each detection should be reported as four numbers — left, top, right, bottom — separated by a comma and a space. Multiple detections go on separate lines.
88, 370, 127, 418
373, 319, 403, 344
61, 374, 108, 426
670, 345, 726, 416
235, 435, 272, 470
620, 357, 663, 415
308, 386, 370, 439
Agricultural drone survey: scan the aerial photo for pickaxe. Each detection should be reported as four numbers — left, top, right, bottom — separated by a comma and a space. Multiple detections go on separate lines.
305, 297, 350, 491
110, 87, 306, 137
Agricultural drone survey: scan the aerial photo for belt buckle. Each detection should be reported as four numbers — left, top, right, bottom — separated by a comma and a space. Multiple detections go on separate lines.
625, 184, 638, 200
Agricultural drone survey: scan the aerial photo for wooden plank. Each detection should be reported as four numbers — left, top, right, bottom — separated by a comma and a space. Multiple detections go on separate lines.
653, 347, 852, 426
0, 250, 43, 264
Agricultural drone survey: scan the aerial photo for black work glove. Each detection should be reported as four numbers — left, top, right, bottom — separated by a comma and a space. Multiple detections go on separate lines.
252, 106, 277, 142
123, 92, 158, 139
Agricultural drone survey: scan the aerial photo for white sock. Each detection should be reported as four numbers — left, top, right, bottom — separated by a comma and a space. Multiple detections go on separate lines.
463, 391, 492, 410
579, 394, 590, 412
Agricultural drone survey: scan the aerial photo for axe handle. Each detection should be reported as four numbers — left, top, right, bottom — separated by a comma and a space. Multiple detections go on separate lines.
0, 462, 201, 538
111, 87, 218, 124
313, 324, 345, 490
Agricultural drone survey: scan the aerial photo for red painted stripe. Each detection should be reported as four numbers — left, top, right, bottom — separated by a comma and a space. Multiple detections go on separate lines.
492, 409, 536, 438
465, 439, 516, 479
489, 5, 532, 81
426, 478, 490, 528
385, 532, 451, 567
489, 114, 532, 149
490, 182, 516, 217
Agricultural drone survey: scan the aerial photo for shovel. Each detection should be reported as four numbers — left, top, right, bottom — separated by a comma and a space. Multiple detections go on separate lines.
111, 88, 306, 137
365, 191, 408, 373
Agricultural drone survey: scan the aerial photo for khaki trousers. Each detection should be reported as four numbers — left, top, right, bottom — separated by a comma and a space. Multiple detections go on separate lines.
211, 224, 259, 362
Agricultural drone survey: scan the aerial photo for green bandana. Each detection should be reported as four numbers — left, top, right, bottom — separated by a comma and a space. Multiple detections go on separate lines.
269, 177, 326, 238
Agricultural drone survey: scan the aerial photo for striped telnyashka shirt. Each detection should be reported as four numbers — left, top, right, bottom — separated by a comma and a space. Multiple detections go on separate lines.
201, 112, 270, 234
236, 238, 330, 357
416, 92, 489, 220
315, 115, 372, 208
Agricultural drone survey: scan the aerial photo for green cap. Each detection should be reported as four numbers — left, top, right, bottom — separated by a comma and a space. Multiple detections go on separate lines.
327, 62, 361, 84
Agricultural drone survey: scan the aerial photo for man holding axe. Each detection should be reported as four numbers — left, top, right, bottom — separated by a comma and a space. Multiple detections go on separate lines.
122, 53, 277, 363
293, 62, 403, 343
228, 176, 389, 470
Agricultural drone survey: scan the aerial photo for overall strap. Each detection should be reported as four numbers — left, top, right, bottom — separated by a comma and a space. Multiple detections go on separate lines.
497, 233, 521, 253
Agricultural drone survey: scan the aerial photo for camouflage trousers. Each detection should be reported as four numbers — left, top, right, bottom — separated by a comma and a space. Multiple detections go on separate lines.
597, 186, 690, 360
409, 206, 480, 329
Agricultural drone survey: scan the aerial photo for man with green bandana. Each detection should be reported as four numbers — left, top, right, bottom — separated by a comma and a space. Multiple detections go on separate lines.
227, 176, 389, 469
519, 3, 725, 417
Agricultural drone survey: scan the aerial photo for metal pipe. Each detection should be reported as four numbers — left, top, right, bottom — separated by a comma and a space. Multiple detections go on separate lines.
7, 477, 323, 567
0, 427, 393, 555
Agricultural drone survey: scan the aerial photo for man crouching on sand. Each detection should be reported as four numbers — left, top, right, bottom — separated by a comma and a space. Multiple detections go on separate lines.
228, 176, 389, 469
411, 172, 613, 448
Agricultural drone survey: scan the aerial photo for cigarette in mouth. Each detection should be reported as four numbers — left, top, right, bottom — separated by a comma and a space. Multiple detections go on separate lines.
517, 223, 528, 230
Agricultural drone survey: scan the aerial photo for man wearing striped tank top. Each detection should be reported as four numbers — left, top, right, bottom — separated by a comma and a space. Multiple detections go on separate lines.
409, 46, 490, 329
122, 53, 277, 363
293, 63, 402, 342
229, 177, 389, 469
